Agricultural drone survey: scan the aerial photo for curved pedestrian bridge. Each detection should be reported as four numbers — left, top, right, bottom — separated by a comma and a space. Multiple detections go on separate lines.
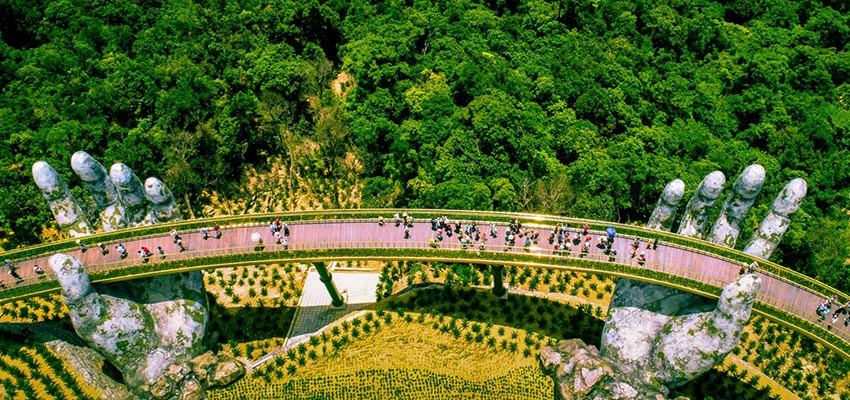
1, 209, 847, 359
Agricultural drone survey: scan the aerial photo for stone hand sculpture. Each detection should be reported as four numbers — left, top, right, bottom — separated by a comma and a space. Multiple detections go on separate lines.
544, 165, 806, 399
602, 165, 805, 391
600, 274, 760, 392
543, 274, 761, 399
49, 253, 210, 396
32, 151, 182, 237
33, 153, 220, 398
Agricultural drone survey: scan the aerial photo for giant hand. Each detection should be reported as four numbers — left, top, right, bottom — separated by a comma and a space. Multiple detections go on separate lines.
32, 154, 212, 397
599, 165, 806, 391
32, 151, 182, 236
48, 254, 208, 390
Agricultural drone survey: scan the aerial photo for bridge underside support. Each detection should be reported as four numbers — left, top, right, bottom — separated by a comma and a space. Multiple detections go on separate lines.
492, 265, 507, 297
314, 262, 344, 307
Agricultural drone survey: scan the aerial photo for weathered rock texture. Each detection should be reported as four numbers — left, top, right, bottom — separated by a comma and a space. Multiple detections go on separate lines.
144, 177, 182, 224
140, 352, 245, 400
743, 178, 807, 259
706, 164, 765, 247
0, 322, 134, 400
71, 151, 128, 231
34, 153, 226, 400
48, 254, 209, 396
109, 163, 149, 225
51, 341, 137, 400
646, 179, 685, 231
541, 339, 688, 400
676, 171, 726, 239
601, 274, 761, 390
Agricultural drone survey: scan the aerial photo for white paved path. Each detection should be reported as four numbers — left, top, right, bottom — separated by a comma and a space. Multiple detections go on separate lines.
253, 264, 380, 369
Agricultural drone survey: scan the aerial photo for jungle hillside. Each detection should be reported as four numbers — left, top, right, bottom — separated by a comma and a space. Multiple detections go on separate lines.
1, 0, 849, 290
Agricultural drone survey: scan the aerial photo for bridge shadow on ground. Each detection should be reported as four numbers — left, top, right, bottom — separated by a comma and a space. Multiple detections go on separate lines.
385, 285, 605, 347
206, 297, 295, 349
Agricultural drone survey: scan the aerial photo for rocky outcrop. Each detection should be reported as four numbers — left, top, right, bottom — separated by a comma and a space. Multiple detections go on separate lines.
49, 340, 136, 400
541, 339, 687, 400
0, 322, 134, 400
139, 352, 245, 400
646, 179, 684, 232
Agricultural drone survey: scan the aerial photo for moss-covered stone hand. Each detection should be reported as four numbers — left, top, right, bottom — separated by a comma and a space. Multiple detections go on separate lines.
33, 153, 225, 398
600, 165, 806, 393
48, 253, 208, 394
600, 273, 760, 394
32, 151, 182, 237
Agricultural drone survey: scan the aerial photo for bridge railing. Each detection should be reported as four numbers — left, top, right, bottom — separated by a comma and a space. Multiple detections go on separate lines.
4, 228, 850, 358
3, 209, 841, 304
0, 232, 734, 300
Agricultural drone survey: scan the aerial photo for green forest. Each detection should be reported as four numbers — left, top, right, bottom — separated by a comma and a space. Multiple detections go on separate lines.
1, 0, 849, 288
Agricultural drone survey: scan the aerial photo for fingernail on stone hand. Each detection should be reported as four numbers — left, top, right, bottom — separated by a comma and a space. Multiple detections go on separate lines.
145, 177, 182, 224
646, 179, 685, 231
110, 162, 149, 225
707, 164, 765, 248
743, 178, 807, 259
33, 154, 183, 233
72, 151, 128, 231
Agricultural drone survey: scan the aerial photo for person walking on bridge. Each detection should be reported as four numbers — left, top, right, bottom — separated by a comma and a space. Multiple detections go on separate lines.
116, 243, 127, 259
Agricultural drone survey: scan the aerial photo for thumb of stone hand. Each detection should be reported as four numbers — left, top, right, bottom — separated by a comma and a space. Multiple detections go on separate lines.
48, 254, 158, 387
649, 261, 761, 385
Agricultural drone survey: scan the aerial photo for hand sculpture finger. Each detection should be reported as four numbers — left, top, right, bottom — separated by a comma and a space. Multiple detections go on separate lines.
34, 152, 183, 233
72, 151, 128, 231
145, 177, 182, 223
646, 179, 685, 231
601, 164, 786, 394
677, 171, 726, 239
31, 161, 93, 237
706, 164, 765, 247
32, 153, 206, 396
109, 162, 150, 225
651, 274, 761, 387
743, 178, 807, 259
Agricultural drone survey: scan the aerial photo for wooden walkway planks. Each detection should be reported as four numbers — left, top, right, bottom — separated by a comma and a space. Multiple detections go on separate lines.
1, 216, 845, 347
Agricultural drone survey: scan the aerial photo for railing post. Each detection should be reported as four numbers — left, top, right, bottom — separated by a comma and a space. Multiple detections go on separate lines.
314, 262, 344, 307
492, 265, 507, 297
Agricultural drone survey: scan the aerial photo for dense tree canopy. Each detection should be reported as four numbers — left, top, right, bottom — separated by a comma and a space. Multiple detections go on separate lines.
1, 0, 849, 289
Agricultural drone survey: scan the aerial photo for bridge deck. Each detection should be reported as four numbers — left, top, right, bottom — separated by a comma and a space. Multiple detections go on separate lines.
1, 217, 844, 354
